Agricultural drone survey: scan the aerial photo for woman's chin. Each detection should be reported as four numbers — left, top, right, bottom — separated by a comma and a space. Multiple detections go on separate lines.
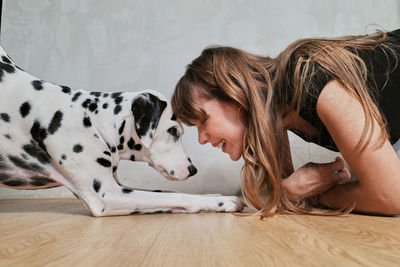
229, 152, 241, 161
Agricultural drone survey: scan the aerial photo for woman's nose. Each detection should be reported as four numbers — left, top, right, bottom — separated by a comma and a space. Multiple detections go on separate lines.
197, 128, 208, 145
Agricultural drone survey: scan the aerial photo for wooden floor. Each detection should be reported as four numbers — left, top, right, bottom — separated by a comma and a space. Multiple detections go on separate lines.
0, 199, 399, 266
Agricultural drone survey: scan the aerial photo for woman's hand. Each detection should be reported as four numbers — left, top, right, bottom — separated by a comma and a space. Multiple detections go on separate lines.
282, 157, 351, 202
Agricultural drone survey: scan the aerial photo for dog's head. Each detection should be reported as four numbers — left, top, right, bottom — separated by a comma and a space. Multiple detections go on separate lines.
131, 91, 197, 181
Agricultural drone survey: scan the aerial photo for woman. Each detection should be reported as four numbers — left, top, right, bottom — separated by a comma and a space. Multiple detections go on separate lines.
171, 29, 400, 217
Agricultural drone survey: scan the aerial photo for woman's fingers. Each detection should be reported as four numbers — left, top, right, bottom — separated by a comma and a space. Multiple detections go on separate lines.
336, 166, 351, 184
322, 157, 351, 185
329, 157, 345, 172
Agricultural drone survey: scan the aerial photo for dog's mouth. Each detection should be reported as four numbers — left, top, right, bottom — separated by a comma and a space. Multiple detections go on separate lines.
153, 164, 177, 181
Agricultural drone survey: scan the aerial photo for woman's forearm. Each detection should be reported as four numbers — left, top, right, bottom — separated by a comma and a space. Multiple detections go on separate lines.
319, 181, 399, 215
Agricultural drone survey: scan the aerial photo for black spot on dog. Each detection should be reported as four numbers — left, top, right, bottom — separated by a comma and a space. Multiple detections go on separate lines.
94, 134, 99, 138
114, 105, 122, 115
22, 142, 50, 164
169, 170, 174, 176
218, 202, 224, 207
90, 92, 101, 97
72, 92, 82, 102
8, 155, 44, 172
127, 138, 135, 149
134, 144, 142, 151
73, 144, 83, 153
82, 99, 91, 109
112, 166, 117, 173
89, 103, 98, 112
32, 80, 43, 90
4, 179, 27, 187
103, 151, 111, 156
103, 93, 109, 98
101, 208, 105, 213
119, 121, 126, 135
0, 61, 15, 73
20, 102, 31, 118
96, 158, 111, 168
30, 121, 48, 152
61, 86, 71, 94
102, 103, 108, 109
4, 134, 11, 139
171, 114, 177, 121
130, 155, 135, 161
93, 179, 101, 193
122, 188, 133, 194
0, 113, 10, 122
61, 154, 67, 160
2, 55, 12, 64
188, 158, 192, 163
118, 137, 125, 150
30, 121, 47, 141
111, 146, 116, 153
115, 96, 123, 105
102, 192, 105, 198
48, 111, 63, 134
111, 92, 122, 99
30, 176, 55, 186
83, 116, 92, 127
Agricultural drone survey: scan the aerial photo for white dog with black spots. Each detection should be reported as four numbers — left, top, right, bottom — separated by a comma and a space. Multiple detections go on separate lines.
0, 46, 244, 216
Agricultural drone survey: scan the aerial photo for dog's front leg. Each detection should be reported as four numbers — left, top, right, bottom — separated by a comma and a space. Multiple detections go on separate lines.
69, 175, 244, 216
101, 188, 245, 216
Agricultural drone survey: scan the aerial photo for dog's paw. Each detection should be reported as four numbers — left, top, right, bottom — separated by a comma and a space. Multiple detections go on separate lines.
176, 194, 245, 213
212, 196, 245, 212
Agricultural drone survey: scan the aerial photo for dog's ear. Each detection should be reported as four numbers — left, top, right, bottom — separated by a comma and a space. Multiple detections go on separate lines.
131, 93, 167, 148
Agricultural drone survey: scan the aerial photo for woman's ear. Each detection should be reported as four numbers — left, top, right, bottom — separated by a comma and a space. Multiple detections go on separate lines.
131, 92, 167, 148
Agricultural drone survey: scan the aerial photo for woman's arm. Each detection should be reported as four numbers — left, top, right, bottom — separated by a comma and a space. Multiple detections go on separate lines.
282, 157, 350, 202
316, 80, 400, 215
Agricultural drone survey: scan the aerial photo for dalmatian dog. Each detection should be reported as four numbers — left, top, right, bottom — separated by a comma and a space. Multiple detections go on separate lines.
0, 46, 244, 216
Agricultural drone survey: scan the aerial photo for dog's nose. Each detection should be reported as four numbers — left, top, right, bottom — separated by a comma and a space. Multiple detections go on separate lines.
188, 164, 197, 177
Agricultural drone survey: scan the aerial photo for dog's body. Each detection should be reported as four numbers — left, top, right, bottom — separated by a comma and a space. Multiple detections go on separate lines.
0, 47, 243, 216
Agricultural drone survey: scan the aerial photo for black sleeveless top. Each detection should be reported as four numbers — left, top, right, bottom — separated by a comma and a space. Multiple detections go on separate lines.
288, 29, 400, 152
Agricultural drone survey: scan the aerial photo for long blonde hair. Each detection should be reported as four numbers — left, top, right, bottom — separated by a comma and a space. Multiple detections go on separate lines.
171, 30, 398, 218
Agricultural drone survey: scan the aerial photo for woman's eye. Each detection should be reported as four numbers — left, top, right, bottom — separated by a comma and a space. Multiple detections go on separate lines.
201, 118, 208, 127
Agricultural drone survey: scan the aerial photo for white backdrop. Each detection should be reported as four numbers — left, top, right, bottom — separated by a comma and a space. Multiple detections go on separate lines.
0, 0, 399, 198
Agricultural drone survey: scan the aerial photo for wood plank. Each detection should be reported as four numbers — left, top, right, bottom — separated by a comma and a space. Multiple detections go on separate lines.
0, 199, 399, 266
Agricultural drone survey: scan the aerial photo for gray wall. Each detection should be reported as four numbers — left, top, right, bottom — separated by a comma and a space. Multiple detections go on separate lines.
1, 0, 399, 198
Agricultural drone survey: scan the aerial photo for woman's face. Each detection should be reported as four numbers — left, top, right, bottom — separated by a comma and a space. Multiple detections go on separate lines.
193, 94, 246, 161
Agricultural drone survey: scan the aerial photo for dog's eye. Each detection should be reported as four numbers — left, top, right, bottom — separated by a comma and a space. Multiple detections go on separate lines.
167, 126, 180, 139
